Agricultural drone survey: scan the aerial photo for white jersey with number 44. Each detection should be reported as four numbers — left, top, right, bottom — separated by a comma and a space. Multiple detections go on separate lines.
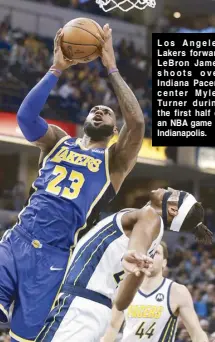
122, 278, 178, 342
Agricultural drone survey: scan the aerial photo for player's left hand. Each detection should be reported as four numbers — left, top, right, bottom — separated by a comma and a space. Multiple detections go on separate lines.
122, 250, 153, 277
52, 28, 77, 71
96, 24, 117, 70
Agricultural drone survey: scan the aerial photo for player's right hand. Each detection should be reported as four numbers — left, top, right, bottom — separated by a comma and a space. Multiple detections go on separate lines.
52, 28, 77, 71
122, 250, 153, 277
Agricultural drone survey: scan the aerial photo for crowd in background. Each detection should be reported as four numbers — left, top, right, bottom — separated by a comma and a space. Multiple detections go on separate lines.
0, 16, 152, 135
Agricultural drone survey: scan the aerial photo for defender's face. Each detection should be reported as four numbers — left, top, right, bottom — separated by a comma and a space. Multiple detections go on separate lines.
149, 188, 167, 207
149, 187, 180, 207
84, 106, 116, 141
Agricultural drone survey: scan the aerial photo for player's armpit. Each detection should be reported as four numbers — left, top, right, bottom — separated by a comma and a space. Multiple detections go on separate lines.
33, 124, 68, 151
174, 284, 209, 342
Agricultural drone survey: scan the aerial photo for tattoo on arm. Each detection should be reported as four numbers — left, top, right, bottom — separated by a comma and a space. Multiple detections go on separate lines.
109, 72, 144, 127
109, 72, 145, 177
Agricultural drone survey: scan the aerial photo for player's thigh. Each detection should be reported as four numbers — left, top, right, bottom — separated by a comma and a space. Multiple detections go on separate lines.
0, 233, 17, 323
10, 243, 69, 341
37, 295, 111, 342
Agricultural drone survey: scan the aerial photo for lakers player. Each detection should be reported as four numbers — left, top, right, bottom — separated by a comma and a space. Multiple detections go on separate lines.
36, 188, 212, 341
102, 242, 208, 342
0, 25, 145, 342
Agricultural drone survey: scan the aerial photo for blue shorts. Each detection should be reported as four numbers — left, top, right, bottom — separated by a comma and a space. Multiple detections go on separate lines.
0, 227, 69, 342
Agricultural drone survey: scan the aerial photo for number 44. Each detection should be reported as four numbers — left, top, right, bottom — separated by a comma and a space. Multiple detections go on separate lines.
135, 321, 156, 339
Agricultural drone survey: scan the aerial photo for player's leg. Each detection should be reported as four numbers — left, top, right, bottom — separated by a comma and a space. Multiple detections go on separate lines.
36, 294, 111, 342
9, 231, 70, 341
0, 231, 17, 325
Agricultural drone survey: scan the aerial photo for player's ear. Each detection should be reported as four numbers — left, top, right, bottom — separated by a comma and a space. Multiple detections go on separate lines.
162, 259, 167, 269
113, 126, 118, 135
167, 203, 178, 218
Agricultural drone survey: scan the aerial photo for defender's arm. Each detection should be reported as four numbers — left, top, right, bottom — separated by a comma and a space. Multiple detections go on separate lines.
115, 208, 160, 311
101, 306, 124, 342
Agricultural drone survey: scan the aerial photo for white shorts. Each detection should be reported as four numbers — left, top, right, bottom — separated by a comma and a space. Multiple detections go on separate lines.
36, 292, 112, 342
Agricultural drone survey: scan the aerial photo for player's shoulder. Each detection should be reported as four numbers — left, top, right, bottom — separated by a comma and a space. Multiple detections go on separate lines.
137, 206, 160, 223
170, 281, 190, 299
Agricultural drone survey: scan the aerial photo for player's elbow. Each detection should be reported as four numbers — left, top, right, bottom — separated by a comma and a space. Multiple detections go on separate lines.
17, 102, 29, 125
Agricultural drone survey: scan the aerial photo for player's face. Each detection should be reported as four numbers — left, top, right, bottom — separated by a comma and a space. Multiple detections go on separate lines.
150, 187, 180, 208
84, 105, 117, 141
149, 245, 167, 276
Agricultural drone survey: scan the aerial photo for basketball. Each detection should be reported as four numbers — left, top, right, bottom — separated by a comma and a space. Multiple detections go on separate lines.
61, 18, 104, 63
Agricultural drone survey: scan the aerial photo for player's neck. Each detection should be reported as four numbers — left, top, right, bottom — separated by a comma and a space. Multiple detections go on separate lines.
140, 273, 164, 293
81, 134, 109, 149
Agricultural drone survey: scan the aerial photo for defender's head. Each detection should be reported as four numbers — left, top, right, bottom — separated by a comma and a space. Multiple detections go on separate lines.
84, 105, 117, 142
150, 187, 213, 244
149, 242, 168, 276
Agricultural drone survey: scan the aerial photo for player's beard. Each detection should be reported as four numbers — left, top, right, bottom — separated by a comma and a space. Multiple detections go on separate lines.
84, 122, 114, 141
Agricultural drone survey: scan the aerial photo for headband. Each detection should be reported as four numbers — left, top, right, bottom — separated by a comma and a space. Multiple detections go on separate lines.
170, 193, 197, 232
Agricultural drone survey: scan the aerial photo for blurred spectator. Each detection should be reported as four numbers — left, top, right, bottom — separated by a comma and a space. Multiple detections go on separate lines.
12, 181, 26, 211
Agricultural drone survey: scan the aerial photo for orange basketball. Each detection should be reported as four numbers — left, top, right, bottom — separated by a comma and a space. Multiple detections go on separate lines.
61, 18, 104, 63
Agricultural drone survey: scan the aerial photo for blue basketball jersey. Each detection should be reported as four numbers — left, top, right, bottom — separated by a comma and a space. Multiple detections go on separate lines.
15, 136, 115, 249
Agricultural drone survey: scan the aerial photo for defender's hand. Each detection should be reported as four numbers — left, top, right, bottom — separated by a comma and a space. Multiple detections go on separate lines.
97, 24, 117, 70
52, 29, 77, 71
122, 250, 153, 277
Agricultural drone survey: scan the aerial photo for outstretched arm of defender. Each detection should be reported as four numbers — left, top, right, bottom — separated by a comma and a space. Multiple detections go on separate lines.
98, 25, 144, 180
17, 29, 76, 151
114, 208, 160, 311
101, 305, 124, 342
174, 284, 208, 342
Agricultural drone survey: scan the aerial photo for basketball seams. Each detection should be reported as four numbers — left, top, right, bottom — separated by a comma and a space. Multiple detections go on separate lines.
89, 19, 104, 39
64, 25, 101, 45
62, 41, 98, 47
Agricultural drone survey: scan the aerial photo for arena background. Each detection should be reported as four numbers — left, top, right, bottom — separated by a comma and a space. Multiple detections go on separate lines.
0, 0, 215, 341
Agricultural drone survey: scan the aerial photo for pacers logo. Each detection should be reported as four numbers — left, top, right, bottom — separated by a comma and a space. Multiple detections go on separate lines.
156, 293, 164, 302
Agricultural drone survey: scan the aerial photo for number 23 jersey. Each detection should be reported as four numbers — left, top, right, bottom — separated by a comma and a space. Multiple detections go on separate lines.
122, 278, 178, 342
16, 136, 115, 249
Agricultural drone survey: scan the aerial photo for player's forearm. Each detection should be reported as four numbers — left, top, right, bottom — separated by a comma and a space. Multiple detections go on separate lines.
190, 331, 208, 342
108, 72, 144, 129
17, 71, 59, 141
114, 272, 144, 311
101, 327, 119, 342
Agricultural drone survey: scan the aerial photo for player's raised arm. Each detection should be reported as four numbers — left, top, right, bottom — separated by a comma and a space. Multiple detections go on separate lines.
114, 207, 160, 311
98, 25, 144, 180
17, 29, 77, 151
174, 284, 209, 342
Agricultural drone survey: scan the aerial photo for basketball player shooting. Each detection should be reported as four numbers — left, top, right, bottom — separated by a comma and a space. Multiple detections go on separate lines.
0, 25, 144, 342
102, 242, 208, 342
35, 188, 212, 341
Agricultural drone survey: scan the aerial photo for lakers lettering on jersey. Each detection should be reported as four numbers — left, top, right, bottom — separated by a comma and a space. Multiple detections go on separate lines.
15, 136, 115, 249
122, 278, 178, 342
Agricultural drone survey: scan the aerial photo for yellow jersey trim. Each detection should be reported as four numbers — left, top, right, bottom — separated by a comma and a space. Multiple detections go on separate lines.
161, 317, 174, 342
51, 145, 111, 304
37, 144, 111, 337
39, 294, 71, 342
0, 303, 9, 321
9, 331, 34, 342
76, 138, 89, 151
73, 230, 117, 285
65, 223, 113, 282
